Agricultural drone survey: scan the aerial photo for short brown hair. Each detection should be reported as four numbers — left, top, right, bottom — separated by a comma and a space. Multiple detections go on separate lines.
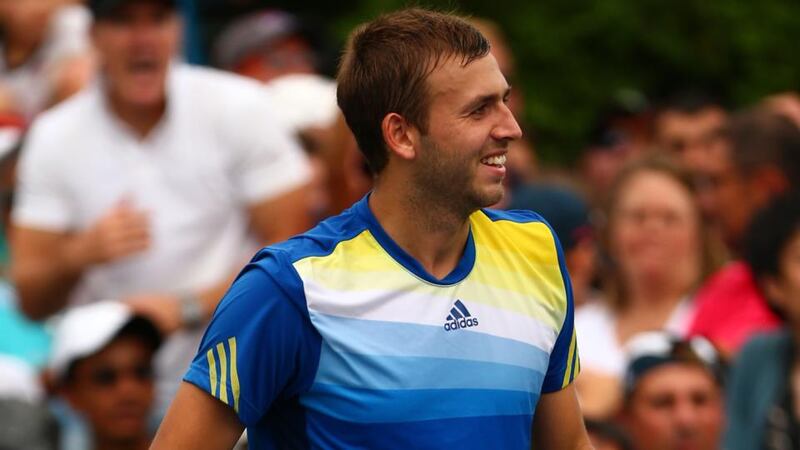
336, 8, 490, 174
723, 108, 800, 185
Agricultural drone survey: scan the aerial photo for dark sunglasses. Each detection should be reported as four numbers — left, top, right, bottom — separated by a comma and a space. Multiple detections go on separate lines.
88, 364, 154, 388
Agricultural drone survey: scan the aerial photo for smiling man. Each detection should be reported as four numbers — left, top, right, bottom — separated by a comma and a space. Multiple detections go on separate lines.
11, 0, 311, 414
152, 8, 591, 450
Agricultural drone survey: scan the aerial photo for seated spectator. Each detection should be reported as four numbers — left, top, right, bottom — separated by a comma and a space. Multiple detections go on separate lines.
507, 183, 597, 307
0, 0, 94, 119
726, 191, 800, 449
576, 155, 720, 418
688, 108, 800, 354
49, 301, 161, 450
621, 332, 725, 450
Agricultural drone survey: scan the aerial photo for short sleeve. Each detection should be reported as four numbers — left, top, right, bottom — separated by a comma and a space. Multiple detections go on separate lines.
540, 230, 580, 393
11, 120, 73, 231
183, 249, 321, 426
226, 89, 312, 205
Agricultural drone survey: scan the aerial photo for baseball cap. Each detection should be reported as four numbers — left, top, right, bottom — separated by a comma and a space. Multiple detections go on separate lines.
213, 10, 309, 70
49, 301, 161, 382
89, 0, 176, 19
623, 331, 724, 398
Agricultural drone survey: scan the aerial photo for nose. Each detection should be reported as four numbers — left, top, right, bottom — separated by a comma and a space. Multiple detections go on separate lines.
491, 103, 523, 142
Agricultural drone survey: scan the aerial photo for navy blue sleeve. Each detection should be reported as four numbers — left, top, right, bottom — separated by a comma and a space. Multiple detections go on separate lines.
183, 249, 321, 426
541, 226, 579, 393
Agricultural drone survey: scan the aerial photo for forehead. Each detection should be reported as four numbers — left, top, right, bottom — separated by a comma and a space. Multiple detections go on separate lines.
71, 336, 153, 374
617, 170, 693, 210
635, 364, 718, 397
425, 54, 507, 105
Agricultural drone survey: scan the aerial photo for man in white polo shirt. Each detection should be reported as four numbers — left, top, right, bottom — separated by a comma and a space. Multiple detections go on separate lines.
9, 0, 312, 410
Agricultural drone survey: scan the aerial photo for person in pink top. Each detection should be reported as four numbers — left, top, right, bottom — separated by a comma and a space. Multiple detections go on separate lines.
688, 107, 800, 355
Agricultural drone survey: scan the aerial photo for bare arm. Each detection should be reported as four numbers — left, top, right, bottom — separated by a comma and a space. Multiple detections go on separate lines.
150, 382, 244, 450
532, 384, 594, 450
10, 226, 85, 319
11, 201, 150, 320
248, 184, 311, 244
125, 185, 311, 332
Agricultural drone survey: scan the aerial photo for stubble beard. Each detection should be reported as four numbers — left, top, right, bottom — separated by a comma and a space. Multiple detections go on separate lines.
409, 137, 503, 228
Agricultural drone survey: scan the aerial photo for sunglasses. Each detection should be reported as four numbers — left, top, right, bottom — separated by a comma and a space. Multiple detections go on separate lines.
87, 364, 154, 388
624, 331, 723, 394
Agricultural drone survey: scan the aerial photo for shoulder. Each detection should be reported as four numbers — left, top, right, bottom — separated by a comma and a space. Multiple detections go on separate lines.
173, 64, 269, 104
473, 208, 564, 265
737, 330, 791, 361
24, 87, 98, 156
259, 203, 371, 266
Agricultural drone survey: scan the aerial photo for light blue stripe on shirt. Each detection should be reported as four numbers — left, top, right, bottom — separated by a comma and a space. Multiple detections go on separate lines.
302, 384, 540, 423
309, 313, 550, 371
315, 342, 545, 393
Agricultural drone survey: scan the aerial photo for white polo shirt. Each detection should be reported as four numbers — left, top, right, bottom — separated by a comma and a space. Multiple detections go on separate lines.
13, 63, 312, 408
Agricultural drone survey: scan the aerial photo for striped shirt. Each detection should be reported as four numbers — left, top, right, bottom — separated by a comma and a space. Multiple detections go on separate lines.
184, 195, 579, 449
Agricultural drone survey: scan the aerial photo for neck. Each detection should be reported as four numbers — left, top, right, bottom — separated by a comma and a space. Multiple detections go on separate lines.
94, 435, 149, 450
369, 179, 472, 279
106, 88, 166, 139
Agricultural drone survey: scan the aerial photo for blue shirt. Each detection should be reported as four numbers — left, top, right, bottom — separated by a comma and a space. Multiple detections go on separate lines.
184, 196, 579, 449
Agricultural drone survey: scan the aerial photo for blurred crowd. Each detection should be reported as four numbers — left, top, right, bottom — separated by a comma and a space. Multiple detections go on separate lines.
1, 1, 800, 449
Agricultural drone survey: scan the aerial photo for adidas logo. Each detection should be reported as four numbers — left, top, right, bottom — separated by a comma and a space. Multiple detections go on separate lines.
443, 300, 479, 331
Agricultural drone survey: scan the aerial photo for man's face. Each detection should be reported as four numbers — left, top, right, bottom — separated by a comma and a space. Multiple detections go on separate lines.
412, 54, 522, 212
655, 107, 727, 173
625, 364, 724, 450
694, 139, 757, 247
62, 336, 155, 445
91, 1, 180, 108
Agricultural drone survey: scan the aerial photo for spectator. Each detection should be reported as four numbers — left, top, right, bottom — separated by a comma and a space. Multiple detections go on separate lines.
10, 0, 312, 413
585, 419, 634, 450
621, 332, 725, 450
653, 91, 727, 176
576, 155, 720, 418
49, 301, 161, 450
725, 191, 800, 449
0, 0, 94, 119
688, 108, 800, 355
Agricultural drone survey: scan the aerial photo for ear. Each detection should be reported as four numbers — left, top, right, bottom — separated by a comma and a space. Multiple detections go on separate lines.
381, 113, 418, 162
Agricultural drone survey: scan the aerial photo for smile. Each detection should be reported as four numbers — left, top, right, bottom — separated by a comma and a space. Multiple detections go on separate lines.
480, 154, 507, 167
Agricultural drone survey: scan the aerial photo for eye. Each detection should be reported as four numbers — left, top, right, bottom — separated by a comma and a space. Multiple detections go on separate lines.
471, 103, 488, 117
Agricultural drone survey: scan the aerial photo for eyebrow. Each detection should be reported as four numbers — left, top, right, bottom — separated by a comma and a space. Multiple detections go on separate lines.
462, 86, 512, 114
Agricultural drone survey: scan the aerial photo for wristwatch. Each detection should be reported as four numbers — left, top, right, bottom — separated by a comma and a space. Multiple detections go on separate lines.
179, 293, 205, 329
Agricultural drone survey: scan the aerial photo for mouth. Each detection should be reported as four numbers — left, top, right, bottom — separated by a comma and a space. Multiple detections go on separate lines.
480, 154, 507, 168
127, 59, 162, 77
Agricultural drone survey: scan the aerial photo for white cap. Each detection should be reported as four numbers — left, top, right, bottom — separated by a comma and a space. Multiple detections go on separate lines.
48, 301, 160, 381
263, 74, 339, 133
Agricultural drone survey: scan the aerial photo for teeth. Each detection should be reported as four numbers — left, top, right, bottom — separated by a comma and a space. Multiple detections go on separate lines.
481, 155, 506, 166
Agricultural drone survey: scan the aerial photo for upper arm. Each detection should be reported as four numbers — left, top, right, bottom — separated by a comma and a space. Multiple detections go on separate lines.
532, 384, 593, 450
248, 184, 312, 245
182, 251, 320, 426
150, 381, 244, 450
228, 90, 314, 242
9, 225, 71, 318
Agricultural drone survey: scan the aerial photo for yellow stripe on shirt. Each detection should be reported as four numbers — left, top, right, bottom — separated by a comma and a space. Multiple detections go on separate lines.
562, 329, 577, 388
228, 337, 240, 413
207, 349, 217, 397
216, 342, 229, 405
